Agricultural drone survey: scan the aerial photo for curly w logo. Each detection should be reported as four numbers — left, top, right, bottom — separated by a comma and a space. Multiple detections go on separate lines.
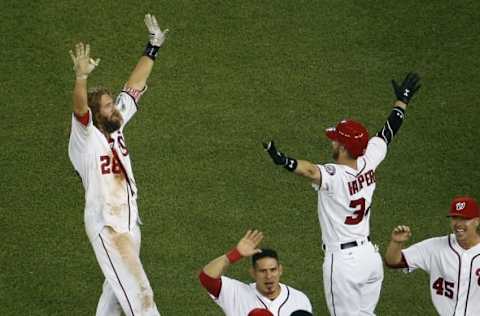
456, 202, 466, 211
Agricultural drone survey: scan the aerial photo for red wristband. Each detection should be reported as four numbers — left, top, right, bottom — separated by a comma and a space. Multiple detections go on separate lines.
226, 247, 242, 264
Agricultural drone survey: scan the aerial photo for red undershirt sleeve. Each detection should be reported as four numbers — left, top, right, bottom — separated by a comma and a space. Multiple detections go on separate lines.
74, 111, 90, 127
198, 270, 222, 298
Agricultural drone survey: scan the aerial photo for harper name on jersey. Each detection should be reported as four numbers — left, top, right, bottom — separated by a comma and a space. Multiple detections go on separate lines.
347, 169, 376, 196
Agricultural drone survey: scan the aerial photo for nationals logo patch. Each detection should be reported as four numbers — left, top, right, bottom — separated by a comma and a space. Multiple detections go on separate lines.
456, 202, 466, 211
325, 164, 336, 175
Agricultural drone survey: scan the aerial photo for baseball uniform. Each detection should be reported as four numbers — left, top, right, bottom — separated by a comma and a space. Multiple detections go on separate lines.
68, 87, 160, 316
402, 234, 480, 316
210, 276, 312, 316
312, 136, 387, 316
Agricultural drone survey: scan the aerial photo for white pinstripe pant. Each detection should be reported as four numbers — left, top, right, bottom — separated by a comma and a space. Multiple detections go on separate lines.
91, 225, 160, 316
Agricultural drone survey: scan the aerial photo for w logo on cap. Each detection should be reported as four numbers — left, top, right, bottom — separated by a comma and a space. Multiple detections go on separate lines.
456, 202, 466, 211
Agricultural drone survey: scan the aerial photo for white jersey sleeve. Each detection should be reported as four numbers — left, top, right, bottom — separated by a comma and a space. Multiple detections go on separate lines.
69, 110, 94, 174
212, 276, 257, 315
363, 136, 387, 170
69, 110, 93, 152
115, 86, 147, 127
315, 164, 336, 192
401, 237, 438, 273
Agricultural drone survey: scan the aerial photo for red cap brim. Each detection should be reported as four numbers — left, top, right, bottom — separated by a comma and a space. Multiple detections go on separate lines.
325, 128, 337, 141
447, 212, 478, 219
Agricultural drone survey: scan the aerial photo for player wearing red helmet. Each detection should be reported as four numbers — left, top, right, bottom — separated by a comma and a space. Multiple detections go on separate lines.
264, 73, 420, 316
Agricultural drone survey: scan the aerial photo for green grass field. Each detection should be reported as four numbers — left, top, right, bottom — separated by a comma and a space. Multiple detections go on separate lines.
1, 0, 479, 315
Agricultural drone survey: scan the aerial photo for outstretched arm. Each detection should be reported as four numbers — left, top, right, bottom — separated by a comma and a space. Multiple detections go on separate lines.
263, 141, 321, 185
199, 230, 264, 297
125, 13, 168, 91
376, 72, 421, 145
69, 43, 100, 117
384, 225, 412, 268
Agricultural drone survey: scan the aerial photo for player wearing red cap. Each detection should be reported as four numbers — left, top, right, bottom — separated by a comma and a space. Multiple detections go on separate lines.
385, 196, 480, 316
263, 73, 421, 316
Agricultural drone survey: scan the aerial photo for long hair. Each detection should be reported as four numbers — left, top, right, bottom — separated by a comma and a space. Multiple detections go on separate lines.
87, 86, 113, 127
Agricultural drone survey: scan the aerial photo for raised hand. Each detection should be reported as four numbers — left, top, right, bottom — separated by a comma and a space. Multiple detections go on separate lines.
69, 43, 100, 79
263, 140, 288, 166
69, 42, 100, 80
236, 230, 264, 257
391, 225, 412, 243
391, 72, 421, 105
145, 13, 168, 48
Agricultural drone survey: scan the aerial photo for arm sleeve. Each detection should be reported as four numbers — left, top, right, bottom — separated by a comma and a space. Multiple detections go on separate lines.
376, 106, 406, 145
115, 86, 147, 126
198, 270, 222, 298
213, 276, 250, 311
69, 109, 93, 153
401, 238, 436, 273
363, 137, 387, 170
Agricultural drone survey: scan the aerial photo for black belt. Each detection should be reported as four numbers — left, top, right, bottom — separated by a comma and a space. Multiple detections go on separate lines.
340, 236, 371, 250
322, 236, 371, 251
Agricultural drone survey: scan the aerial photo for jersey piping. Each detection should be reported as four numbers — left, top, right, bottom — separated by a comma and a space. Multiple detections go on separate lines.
277, 286, 291, 315
344, 158, 367, 178
255, 286, 291, 316
464, 253, 480, 315
448, 235, 462, 315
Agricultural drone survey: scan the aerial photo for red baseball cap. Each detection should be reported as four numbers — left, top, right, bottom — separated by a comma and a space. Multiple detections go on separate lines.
448, 196, 479, 219
248, 308, 274, 316
325, 119, 369, 158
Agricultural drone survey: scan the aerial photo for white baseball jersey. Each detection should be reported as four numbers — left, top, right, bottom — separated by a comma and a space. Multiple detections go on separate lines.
312, 136, 387, 316
211, 276, 312, 316
69, 87, 161, 316
402, 234, 480, 316
68, 88, 143, 239
312, 136, 387, 245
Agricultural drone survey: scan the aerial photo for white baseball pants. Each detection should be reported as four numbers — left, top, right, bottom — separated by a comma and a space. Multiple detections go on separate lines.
323, 241, 383, 316
90, 224, 160, 316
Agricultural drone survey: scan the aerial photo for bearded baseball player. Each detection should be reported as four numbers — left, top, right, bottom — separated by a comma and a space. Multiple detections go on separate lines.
263, 73, 421, 315
385, 196, 480, 316
68, 14, 167, 316
198, 230, 313, 316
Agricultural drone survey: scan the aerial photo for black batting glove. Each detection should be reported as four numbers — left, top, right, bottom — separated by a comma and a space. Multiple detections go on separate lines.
391, 72, 421, 104
263, 141, 298, 171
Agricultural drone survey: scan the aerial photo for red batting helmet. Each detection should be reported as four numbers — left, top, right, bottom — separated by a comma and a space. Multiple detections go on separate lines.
248, 308, 274, 316
325, 119, 369, 158
448, 196, 479, 219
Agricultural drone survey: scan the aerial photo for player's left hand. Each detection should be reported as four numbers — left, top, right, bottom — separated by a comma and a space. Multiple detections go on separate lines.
263, 140, 288, 166
145, 13, 168, 47
391, 225, 412, 243
391, 72, 421, 105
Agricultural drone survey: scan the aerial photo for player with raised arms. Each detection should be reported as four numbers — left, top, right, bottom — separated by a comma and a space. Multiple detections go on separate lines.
263, 73, 420, 315
68, 13, 167, 316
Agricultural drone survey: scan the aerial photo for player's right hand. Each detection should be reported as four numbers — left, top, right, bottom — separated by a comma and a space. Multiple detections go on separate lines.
391, 225, 412, 243
391, 72, 421, 105
237, 230, 264, 257
263, 140, 288, 166
69, 42, 100, 80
